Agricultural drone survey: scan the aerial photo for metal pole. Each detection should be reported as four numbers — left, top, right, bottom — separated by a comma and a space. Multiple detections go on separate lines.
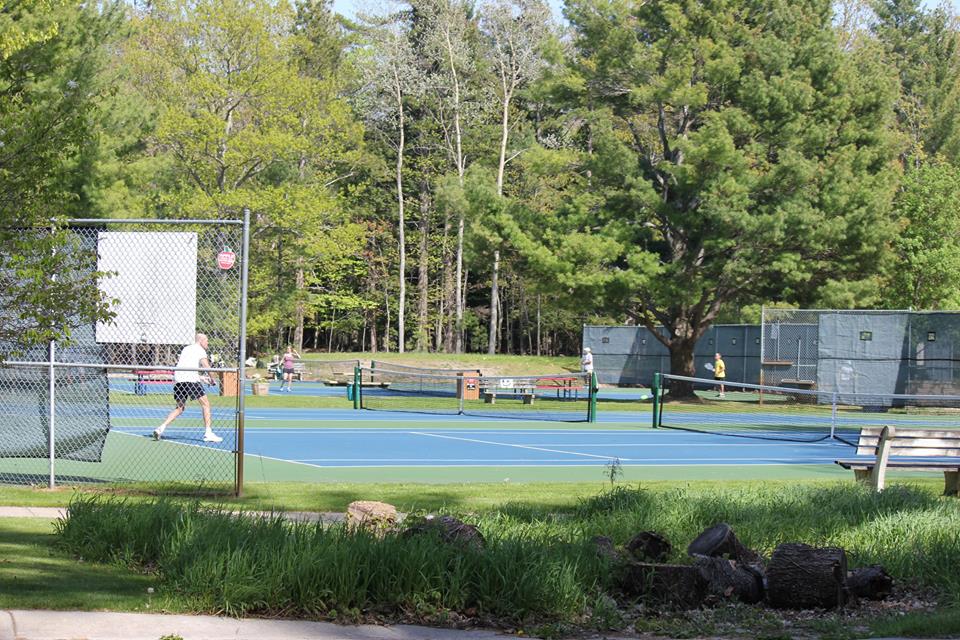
830, 392, 838, 440
235, 208, 251, 497
48, 339, 55, 489
353, 365, 361, 410
48, 222, 57, 489
651, 372, 661, 429
63, 218, 244, 226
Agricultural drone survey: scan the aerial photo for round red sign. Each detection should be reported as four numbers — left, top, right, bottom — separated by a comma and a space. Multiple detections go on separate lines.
217, 251, 236, 270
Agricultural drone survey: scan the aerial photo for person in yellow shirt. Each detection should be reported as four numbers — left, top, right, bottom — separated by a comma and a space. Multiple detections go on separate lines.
714, 352, 726, 398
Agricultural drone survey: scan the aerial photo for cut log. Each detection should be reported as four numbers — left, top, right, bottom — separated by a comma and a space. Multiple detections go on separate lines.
766, 543, 848, 609
687, 523, 762, 565
618, 562, 707, 608
694, 556, 765, 604
626, 531, 672, 562
402, 515, 485, 549
590, 535, 621, 562
847, 565, 893, 600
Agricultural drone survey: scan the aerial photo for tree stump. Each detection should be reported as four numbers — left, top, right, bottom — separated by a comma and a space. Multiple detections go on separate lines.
847, 565, 893, 600
694, 556, 765, 604
403, 515, 485, 549
590, 535, 621, 562
626, 531, 672, 562
766, 543, 848, 609
618, 562, 707, 608
687, 523, 762, 565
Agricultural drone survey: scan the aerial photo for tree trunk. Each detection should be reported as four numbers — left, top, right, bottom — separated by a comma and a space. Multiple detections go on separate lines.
416, 180, 430, 351
455, 215, 464, 353
394, 72, 406, 355
847, 566, 893, 600
626, 531, 672, 563
370, 311, 378, 353
667, 337, 698, 399
618, 562, 708, 608
488, 250, 499, 354
766, 543, 848, 609
440, 211, 454, 352
694, 556, 765, 604
687, 523, 762, 565
536, 293, 541, 356
327, 307, 336, 353
293, 262, 305, 352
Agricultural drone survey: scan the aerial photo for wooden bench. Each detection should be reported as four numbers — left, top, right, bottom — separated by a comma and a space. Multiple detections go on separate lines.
835, 425, 960, 495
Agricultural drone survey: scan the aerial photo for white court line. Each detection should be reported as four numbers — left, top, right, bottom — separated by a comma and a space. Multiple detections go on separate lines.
411, 431, 631, 460
286, 462, 837, 468
294, 457, 837, 463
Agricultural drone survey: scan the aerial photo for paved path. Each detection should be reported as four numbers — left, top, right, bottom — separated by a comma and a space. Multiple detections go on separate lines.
0, 610, 513, 640
0, 506, 344, 523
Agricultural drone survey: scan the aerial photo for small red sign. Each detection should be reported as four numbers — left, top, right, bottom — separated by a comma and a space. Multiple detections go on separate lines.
217, 251, 236, 270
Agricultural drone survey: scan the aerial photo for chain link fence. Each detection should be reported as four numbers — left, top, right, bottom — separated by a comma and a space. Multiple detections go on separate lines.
761, 308, 960, 404
0, 217, 248, 494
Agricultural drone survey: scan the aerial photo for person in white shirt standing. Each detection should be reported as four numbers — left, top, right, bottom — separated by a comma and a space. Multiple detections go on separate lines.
581, 347, 594, 373
153, 333, 223, 443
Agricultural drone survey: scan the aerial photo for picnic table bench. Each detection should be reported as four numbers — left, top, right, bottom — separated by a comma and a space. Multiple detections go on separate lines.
479, 376, 583, 406
835, 425, 960, 495
268, 359, 305, 381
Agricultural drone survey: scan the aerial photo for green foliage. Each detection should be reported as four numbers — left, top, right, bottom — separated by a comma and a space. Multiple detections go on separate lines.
506, 0, 900, 375
884, 162, 960, 309
54, 482, 960, 631
0, 0, 123, 354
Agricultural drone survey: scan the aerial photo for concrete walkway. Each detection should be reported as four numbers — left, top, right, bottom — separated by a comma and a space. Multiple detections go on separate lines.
0, 505, 344, 523
0, 610, 514, 640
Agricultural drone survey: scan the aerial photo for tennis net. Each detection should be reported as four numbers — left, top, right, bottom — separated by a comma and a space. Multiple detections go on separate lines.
655, 373, 960, 444
359, 367, 596, 422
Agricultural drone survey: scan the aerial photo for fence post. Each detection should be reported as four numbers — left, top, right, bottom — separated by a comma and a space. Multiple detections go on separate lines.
651, 372, 661, 429
235, 207, 251, 497
48, 340, 56, 489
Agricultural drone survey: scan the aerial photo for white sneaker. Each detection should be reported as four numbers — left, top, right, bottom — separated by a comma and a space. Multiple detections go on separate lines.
203, 432, 223, 443
152, 429, 162, 441
718, 393, 726, 398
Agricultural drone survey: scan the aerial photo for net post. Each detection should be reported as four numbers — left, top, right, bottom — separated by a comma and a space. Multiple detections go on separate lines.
588, 371, 598, 422
651, 372, 661, 429
830, 392, 838, 440
353, 365, 361, 409
457, 373, 465, 414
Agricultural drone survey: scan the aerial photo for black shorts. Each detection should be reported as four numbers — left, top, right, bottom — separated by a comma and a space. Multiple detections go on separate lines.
714, 376, 725, 382
173, 382, 205, 404
283, 368, 295, 375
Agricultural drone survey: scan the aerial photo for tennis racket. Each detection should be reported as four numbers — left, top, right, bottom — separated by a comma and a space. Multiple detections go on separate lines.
704, 362, 715, 372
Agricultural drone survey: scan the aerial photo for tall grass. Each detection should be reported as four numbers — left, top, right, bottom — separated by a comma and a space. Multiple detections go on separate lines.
55, 482, 960, 626
56, 496, 609, 622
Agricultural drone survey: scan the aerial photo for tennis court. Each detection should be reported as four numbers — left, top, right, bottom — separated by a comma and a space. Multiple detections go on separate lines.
7, 370, 960, 486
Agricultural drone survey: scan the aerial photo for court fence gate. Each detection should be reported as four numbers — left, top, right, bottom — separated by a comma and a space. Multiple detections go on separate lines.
0, 214, 250, 495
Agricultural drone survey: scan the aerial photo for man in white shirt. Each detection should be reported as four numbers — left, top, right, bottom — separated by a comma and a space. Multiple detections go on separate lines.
153, 333, 223, 443
581, 347, 594, 373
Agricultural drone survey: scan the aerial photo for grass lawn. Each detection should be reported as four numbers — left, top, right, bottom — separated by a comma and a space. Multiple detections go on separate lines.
0, 518, 156, 611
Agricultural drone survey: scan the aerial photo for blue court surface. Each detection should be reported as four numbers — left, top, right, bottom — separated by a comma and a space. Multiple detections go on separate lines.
110, 404, 856, 474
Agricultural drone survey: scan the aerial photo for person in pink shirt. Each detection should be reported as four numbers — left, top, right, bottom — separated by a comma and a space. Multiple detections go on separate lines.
280, 345, 301, 392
